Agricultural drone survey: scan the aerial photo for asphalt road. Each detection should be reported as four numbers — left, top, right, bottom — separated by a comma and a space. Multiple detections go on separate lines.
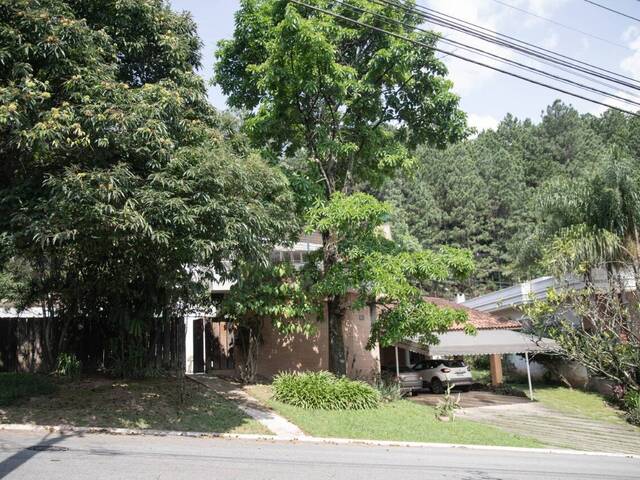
0, 430, 638, 480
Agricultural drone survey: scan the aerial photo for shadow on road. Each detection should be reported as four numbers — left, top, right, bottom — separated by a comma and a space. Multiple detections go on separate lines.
0, 431, 77, 479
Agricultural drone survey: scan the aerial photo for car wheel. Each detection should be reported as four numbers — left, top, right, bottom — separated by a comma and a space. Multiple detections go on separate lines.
431, 378, 444, 394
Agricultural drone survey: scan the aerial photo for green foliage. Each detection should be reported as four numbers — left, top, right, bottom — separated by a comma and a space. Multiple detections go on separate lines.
219, 262, 317, 383
272, 371, 381, 410
221, 262, 317, 337
216, 0, 468, 374
534, 154, 640, 276
434, 384, 462, 421
1, 0, 295, 371
215, 0, 466, 194
524, 286, 640, 396
305, 193, 474, 349
0, 373, 56, 406
55, 353, 81, 379
624, 390, 640, 426
372, 376, 404, 402
378, 101, 625, 295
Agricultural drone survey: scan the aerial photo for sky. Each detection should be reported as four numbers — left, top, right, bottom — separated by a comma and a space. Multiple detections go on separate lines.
169, 0, 640, 132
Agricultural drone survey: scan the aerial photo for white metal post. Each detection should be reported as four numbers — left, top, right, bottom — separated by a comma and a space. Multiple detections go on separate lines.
525, 351, 534, 400
395, 345, 400, 377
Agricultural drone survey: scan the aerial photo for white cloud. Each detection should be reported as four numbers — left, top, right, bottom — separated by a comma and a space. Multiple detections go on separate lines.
426, 0, 513, 95
425, 0, 568, 96
540, 33, 558, 49
468, 113, 500, 132
621, 25, 640, 78
580, 37, 590, 51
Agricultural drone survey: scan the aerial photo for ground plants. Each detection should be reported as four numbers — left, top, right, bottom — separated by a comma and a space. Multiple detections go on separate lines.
0, 373, 56, 407
55, 353, 81, 380
434, 384, 462, 421
272, 371, 380, 410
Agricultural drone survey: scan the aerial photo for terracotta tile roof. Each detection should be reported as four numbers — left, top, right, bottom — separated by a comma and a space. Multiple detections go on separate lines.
424, 297, 521, 331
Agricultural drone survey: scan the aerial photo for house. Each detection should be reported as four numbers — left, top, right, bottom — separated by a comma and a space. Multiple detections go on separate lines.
459, 272, 636, 388
185, 233, 381, 379
185, 254, 542, 387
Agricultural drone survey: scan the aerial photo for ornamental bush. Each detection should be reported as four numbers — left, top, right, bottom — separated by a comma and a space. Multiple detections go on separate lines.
272, 371, 380, 410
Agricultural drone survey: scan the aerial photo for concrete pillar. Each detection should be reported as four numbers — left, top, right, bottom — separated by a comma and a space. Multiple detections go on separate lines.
185, 317, 194, 374
489, 353, 503, 386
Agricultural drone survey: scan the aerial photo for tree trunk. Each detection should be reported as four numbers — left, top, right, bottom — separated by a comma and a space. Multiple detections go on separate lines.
323, 231, 347, 376
240, 321, 262, 384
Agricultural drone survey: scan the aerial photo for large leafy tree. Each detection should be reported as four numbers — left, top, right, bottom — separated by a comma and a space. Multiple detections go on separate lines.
215, 0, 467, 374
379, 101, 618, 295
0, 0, 294, 371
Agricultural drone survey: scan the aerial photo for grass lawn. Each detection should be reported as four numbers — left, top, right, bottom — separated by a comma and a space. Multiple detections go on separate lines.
246, 384, 542, 447
515, 383, 630, 426
0, 373, 57, 406
0, 374, 269, 435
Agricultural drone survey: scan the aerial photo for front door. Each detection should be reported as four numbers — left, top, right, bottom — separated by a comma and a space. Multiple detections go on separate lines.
205, 321, 235, 370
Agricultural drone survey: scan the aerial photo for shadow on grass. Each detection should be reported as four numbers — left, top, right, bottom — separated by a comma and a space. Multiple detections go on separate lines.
1, 376, 261, 434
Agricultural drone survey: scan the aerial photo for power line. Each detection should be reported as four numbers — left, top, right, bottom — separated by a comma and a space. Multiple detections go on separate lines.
374, 0, 640, 91
489, 0, 633, 51
289, 0, 640, 117
335, 0, 640, 108
584, 0, 640, 23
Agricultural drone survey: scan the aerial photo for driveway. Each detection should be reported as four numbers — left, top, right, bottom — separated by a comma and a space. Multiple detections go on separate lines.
461, 402, 640, 456
411, 390, 531, 409
411, 390, 640, 455
1, 430, 639, 480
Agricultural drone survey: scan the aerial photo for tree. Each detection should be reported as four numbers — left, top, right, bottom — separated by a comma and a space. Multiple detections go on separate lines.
215, 0, 467, 374
305, 193, 474, 350
0, 0, 294, 372
533, 155, 640, 280
377, 101, 620, 294
525, 282, 640, 397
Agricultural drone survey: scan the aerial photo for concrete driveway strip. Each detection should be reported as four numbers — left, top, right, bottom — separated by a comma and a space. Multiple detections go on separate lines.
1, 430, 638, 480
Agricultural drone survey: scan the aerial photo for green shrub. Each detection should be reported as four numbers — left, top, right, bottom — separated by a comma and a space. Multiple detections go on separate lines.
272, 371, 380, 410
55, 353, 81, 379
372, 376, 404, 402
0, 373, 56, 406
624, 390, 640, 426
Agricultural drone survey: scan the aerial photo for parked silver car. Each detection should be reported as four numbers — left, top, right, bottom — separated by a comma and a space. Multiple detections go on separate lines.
381, 365, 423, 395
411, 359, 474, 393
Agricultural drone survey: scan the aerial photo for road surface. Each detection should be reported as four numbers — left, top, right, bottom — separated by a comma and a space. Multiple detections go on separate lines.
0, 430, 638, 479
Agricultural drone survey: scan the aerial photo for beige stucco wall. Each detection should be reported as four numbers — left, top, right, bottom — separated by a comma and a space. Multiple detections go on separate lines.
255, 294, 381, 380
256, 314, 329, 379
343, 296, 380, 379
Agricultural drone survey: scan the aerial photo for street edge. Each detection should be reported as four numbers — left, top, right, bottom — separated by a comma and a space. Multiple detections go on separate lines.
1, 423, 638, 460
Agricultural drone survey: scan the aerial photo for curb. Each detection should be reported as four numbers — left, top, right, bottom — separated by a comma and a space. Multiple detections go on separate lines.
1, 423, 638, 459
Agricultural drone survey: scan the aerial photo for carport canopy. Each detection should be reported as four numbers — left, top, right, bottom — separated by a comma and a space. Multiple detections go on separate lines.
397, 329, 557, 357
395, 329, 557, 400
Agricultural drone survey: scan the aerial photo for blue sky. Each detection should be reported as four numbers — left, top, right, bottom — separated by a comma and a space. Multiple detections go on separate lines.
170, 0, 640, 131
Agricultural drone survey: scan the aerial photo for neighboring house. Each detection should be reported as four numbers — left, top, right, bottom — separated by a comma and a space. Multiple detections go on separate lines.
460, 271, 637, 387
462, 269, 638, 322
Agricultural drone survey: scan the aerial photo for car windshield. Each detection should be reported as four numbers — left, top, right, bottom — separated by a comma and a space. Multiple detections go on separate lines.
441, 360, 466, 368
